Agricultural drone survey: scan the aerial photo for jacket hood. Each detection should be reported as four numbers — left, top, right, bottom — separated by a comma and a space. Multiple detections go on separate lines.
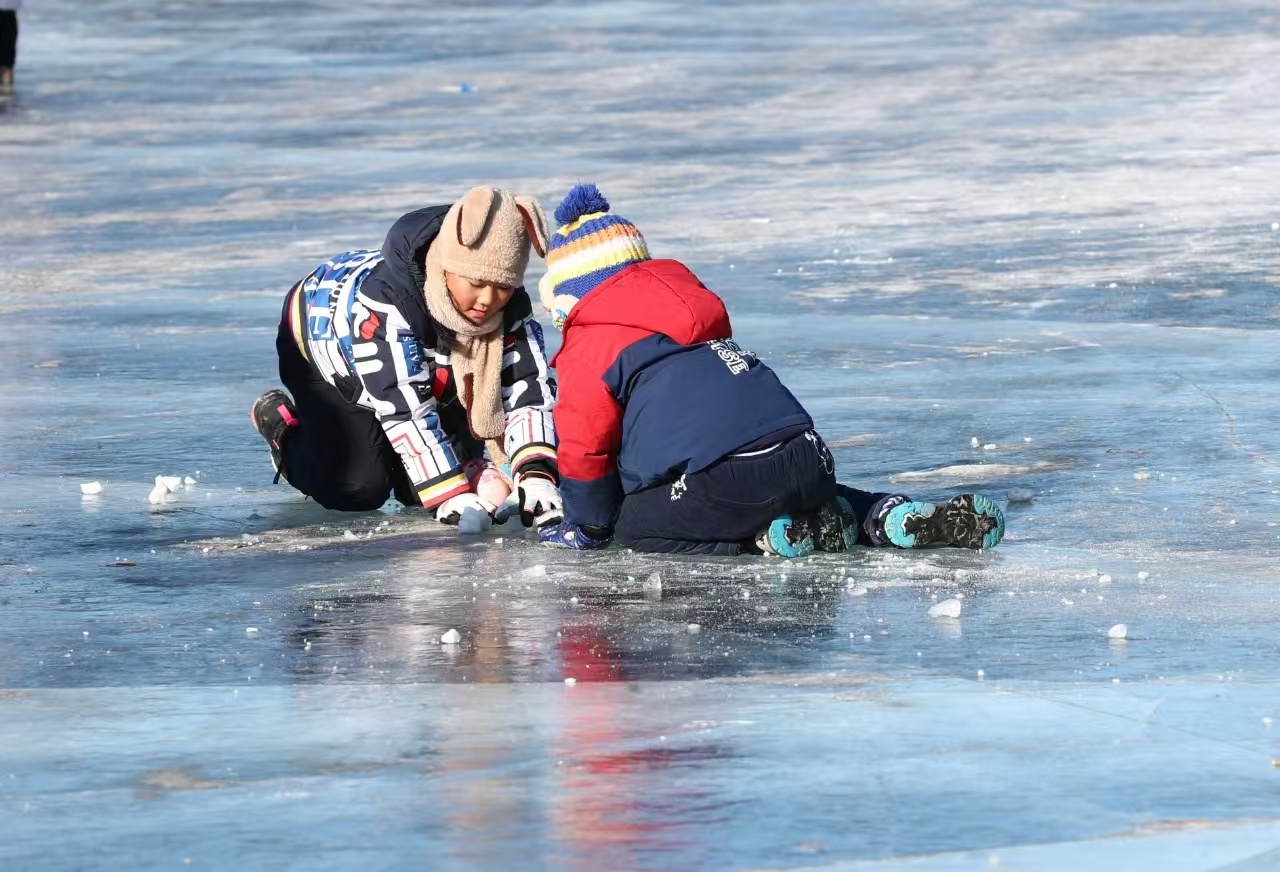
380, 205, 452, 299
552, 260, 731, 363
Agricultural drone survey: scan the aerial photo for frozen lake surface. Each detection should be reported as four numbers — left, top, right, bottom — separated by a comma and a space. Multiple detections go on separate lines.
2, 1, 1279, 868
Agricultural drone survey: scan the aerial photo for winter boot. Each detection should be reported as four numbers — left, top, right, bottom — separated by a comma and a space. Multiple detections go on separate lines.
754, 514, 816, 559
811, 494, 858, 552
250, 389, 299, 482
882, 494, 1005, 551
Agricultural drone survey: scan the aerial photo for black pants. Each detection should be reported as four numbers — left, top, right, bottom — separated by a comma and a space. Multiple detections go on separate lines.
0, 11, 17, 70
276, 321, 416, 511
615, 431, 890, 555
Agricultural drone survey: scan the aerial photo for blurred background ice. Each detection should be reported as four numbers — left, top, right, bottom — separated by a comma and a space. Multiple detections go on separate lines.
1, 1, 1279, 869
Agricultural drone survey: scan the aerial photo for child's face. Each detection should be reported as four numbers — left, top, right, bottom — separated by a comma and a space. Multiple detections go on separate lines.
445, 271, 516, 325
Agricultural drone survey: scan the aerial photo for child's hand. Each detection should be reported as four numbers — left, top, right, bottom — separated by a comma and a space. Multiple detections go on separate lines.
435, 492, 498, 525
514, 473, 564, 528
538, 522, 611, 550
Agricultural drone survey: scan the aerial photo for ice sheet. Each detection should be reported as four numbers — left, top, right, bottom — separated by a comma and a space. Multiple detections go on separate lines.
2, 0, 1279, 868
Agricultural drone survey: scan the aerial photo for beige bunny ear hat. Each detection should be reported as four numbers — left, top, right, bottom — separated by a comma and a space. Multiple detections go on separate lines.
433, 186, 550, 289
422, 187, 550, 468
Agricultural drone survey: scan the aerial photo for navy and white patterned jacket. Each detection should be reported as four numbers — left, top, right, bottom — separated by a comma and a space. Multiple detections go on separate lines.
282, 206, 558, 509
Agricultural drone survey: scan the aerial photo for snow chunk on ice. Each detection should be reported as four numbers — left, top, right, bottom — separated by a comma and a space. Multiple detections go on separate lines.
929, 598, 962, 619
456, 507, 492, 534
80, 481, 103, 495
1108, 623, 1128, 640
440, 629, 461, 644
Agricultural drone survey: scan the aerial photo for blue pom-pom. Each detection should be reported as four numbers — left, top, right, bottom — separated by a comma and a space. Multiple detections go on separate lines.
555, 183, 610, 226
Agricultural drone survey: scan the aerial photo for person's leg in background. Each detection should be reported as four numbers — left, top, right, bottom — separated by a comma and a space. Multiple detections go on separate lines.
0, 9, 17, 93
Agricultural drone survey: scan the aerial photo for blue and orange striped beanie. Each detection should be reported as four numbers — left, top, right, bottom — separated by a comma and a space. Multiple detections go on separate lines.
539, 184, 650, 329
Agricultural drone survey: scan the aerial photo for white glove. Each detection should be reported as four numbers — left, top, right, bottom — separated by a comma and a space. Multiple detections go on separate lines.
435, 492, 497, 526
515, 474, 564, 528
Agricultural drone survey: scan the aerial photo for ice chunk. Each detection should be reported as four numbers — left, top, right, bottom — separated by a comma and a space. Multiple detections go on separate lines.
642, 572, 663, 595
521, 564, 547, 578
158, 475, 183, 493
183, 475, 197, 485
929, 598, 963, 619
970, 436, 980, 447
80, 481, 103, 495
1137, 571, 1151, 581
1007, 488, 1034, 503
456, 507, 492, 534
440, 629, 461, 644
342, 530, 358, 541
147, 483, 168, 505
686, 623, 701, 633
1108, 623, 1128, 640
245, 627, 259, 636
564, 677, 577, 685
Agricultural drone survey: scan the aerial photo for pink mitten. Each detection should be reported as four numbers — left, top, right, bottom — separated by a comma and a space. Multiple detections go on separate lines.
464, 460, 512, 508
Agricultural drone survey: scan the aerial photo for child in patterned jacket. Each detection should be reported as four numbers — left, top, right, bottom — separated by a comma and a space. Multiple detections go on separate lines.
534, 184, 1005, 557
251, 186, 564, 529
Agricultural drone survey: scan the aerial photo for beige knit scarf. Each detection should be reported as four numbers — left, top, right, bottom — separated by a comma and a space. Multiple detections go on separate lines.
424, 239, 509, 466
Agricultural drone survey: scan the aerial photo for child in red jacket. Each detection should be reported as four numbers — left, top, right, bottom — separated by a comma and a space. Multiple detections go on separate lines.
536, 184, 1004, 557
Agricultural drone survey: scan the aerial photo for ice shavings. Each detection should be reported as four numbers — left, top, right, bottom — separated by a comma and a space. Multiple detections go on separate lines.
929, 598, 963, 619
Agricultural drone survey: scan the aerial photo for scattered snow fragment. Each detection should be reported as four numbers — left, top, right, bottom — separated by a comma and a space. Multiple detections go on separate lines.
440, 629, 461, 644
1098, 574, 1113, 584
456, 507, 492, 534
847, 583, 869, 596
246, 628, 259, 636
977, 669, 985, 679
183, 475, 197, 485
687, 623, 701, 633
1264, 717, 1273, 727
970, 437, 980, 448
1137, 571, 1150, 581
564, 677, 577, 685
1108, 624, 1128, 640
982, 443, 997, 451
1007, 488, 1034, 503
521, 564, 547, 578
1134, 469, 1150, 481
929, 598, 962, 619
80, 481, 103, 495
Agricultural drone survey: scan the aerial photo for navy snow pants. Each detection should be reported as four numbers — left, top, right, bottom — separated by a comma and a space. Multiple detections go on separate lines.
614, 430, 890, 555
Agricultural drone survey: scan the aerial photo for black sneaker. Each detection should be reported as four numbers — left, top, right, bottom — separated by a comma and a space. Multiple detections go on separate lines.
250, 389, 298, 482
811, 495, 858, 552
883, 494, 1005, 551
